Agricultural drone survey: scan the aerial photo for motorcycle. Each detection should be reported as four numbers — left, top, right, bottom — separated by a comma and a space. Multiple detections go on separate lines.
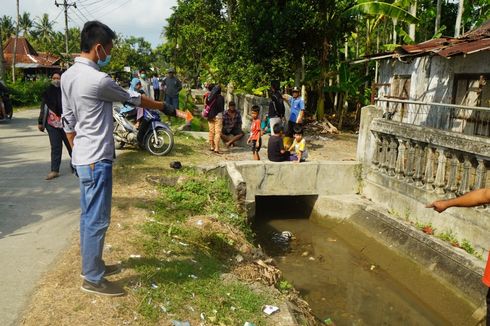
113, 105, 174, 156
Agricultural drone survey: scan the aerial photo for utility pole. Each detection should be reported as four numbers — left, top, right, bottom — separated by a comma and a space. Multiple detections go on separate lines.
55, 0, 77, 55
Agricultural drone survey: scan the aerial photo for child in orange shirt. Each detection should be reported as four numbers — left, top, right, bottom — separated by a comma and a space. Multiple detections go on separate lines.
247, 105, 261, 160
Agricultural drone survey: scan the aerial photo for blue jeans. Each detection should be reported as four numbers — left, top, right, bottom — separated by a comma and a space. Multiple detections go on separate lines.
76, 160, 113, 284
165, 94, 179, 109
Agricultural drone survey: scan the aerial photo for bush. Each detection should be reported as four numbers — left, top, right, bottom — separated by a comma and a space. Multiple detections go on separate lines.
6, 79, 50, 107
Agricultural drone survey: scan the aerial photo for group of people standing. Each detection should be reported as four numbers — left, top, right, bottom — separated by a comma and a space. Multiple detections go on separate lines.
204, 80, 308, 163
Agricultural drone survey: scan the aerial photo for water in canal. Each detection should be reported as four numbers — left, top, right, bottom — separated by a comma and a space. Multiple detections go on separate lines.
253, 196, 478, 326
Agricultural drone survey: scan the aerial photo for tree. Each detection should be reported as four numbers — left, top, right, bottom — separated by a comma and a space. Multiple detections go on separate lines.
0, 16, 15, 44
455, 0, 464, 37
435, 0, 442, 34
32, 14, 55, 49
19, 12, 32, 37
12, 0, 20, 82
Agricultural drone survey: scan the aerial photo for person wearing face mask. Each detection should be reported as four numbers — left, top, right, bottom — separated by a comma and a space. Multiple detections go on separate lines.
38, 72, 72, 180
138, 69, 153, 99
61, 21, 179, 296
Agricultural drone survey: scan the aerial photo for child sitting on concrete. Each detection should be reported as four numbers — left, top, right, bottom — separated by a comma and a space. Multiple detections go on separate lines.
247, 105, 262, 160
267, 123, 289, 162
287, 125, 308, 163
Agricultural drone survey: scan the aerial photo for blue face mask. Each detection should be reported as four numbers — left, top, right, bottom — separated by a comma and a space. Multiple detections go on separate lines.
96, 45, 111, 68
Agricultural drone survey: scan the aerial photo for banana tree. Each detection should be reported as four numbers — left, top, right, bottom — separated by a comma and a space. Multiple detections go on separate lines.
345, 0, 418, 54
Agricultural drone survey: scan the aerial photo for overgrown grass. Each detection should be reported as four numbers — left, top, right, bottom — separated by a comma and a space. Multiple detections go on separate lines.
125, 166, 272, 324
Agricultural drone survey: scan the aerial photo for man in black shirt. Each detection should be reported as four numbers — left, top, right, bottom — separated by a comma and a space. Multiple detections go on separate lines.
268, 80, 285, 135
268, 123, 290, 162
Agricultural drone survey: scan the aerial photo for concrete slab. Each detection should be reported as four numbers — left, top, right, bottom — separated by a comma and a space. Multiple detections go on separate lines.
0, 110, 79, 326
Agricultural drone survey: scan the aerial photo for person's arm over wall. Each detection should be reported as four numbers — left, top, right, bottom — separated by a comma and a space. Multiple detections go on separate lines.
427, 188, 490, 212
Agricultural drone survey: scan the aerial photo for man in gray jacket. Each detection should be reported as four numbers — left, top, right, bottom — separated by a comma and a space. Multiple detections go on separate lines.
162, 68, 182, 110
62, 20, 175, 297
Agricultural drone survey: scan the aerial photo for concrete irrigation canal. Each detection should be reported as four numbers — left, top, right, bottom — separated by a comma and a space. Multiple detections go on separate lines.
208, 159, 487, 325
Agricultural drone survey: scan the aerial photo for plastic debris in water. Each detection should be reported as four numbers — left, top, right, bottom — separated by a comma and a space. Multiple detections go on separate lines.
263, 305, 280, 315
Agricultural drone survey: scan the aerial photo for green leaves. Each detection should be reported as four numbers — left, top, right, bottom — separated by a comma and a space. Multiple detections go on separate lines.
345, 1, 419, 24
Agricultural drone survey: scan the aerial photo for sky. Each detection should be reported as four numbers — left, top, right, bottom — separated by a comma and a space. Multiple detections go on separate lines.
2, 0, 178, 47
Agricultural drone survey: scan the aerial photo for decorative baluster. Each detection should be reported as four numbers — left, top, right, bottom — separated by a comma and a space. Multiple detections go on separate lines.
395, 138, 406, 179
414, 142, 424, 187
405, 141, 415, 183
474, 157, 487, 190
372, 133, 381, 170
388, 137, 398, 176
446, 153, 459, 197
434, 148, 447, 194
380, 137, 389, 174
424, 146, 435, 191
458, 155, 472, 195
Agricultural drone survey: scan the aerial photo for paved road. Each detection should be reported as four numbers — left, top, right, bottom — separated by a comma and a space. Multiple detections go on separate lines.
0, 110, 79, 325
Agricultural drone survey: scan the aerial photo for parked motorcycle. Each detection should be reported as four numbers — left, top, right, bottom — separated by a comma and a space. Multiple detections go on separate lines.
113, 105, 174, 156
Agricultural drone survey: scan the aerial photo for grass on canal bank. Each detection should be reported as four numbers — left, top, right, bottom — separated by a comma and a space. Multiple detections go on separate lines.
21, 132, 316, 325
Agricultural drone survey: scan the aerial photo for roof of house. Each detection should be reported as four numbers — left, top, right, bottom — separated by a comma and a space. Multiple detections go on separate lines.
398, 20, 490, 58
352, 20, 490, 64
3, 36, 60, 68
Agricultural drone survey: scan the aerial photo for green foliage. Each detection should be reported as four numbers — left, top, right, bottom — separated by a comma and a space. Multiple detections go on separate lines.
345, 2, 419, 24
128, 168, 272, 324
107, 35, 153, 73
278, 279, 293, 293
6, 79, 49, 106
437, 230, 459, 247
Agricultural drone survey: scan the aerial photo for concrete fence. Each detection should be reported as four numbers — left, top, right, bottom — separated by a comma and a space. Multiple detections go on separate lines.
358, 105, 490, 254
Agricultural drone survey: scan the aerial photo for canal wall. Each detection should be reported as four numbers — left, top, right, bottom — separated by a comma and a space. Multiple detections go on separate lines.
212, 159, 487, 318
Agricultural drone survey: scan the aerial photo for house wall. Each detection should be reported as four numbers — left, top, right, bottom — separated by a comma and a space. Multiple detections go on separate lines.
377, 51, 490, 129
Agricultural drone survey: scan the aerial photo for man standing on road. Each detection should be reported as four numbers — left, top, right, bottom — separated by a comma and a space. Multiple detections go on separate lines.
62, 21, 177, 297
151, 73, 161, 100
162, 68, 182, 110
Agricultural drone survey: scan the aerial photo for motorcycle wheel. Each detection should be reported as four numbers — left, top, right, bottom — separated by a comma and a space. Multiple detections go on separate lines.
144, 127, 174, 156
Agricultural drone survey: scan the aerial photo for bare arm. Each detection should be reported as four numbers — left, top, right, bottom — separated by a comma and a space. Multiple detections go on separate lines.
140, 95, 163, 110
426, 188, 490, 213
66, 132, 75, 150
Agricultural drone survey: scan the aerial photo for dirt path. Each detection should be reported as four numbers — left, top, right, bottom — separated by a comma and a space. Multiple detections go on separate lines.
0, 109, 79, 326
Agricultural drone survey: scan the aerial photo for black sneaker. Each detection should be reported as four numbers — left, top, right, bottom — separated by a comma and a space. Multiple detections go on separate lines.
80, 264, 121, 278
81, 278, 125, 297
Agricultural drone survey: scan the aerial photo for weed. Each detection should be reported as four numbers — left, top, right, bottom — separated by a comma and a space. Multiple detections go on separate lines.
437, 230, 460, 248
460, 239, 475, 255
278, 280, 293, 293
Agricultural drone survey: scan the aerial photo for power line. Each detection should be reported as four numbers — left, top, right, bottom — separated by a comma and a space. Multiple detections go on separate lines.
94, 0, 132, 21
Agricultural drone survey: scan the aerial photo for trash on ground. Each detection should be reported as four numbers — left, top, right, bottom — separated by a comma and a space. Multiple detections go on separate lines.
235, 254, 244, 263
188, 274, 198, 279
196, 219, 204, 226
370, 265, 376, 271
309, 256, 315, 261
263, 305, 280, 315
171, 321, 191, 326
324, 317, 336, 325
151, 282, 159, 289
327, 238, 337, 242
244, 322, 256, 326
129, 254, 141, 259
301, 251, 309, 257
160, 305, 167, 313
200, 312, 205, 320
170, 161, 182, 169
178, 241, 189, 246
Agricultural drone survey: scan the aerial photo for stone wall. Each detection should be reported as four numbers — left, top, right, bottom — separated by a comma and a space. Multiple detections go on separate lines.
358, 105, 490, 254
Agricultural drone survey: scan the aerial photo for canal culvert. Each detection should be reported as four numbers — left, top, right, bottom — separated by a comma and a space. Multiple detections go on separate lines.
253, 195, 479, 326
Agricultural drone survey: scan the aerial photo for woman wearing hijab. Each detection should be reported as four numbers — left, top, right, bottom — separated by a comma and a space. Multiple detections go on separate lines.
38, 72, 72, 180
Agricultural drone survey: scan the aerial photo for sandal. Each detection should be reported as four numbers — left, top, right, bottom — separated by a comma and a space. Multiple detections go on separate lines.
214, 150, 223, 155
